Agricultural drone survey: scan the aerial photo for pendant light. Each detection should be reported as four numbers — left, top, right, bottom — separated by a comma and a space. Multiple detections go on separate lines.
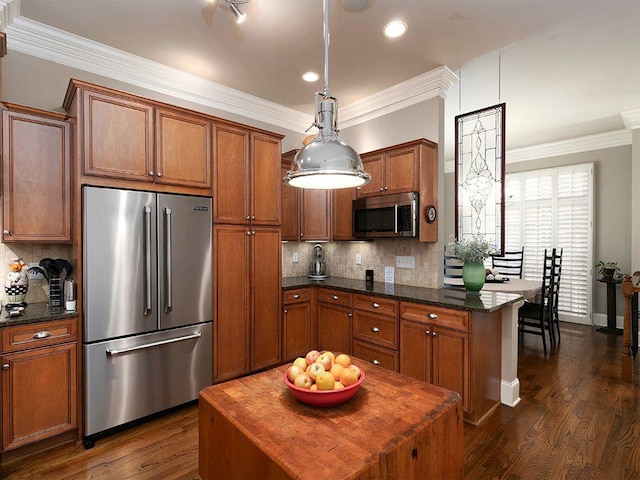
283, 0, 371, 190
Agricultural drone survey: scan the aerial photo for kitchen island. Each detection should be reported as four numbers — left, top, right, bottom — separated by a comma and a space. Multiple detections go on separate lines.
199, 360, 463, 479
283, 276, 524, 408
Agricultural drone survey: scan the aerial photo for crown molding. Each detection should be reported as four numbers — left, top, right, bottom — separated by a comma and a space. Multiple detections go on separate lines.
4, 14, 313, 133
621, 109, 640, 130
444, 129, 632, 173
339, 66, 459, 129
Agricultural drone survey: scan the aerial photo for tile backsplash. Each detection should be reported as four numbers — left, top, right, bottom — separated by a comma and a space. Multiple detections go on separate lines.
0, 243, 73, 305
282, 239, 439, 288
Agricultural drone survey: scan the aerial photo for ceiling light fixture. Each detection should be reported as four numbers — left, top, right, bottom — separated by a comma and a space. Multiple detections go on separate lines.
383, 20, 407, 38
226, 0, 250, 24
302, 71, 320, 83
284, 0, 371, 190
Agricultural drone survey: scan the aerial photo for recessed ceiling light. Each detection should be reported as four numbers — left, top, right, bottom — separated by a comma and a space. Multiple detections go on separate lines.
302, 71, 319, 82
383, 21, 407, 38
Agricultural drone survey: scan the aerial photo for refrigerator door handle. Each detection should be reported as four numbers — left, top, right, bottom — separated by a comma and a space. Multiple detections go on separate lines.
164, 206, 173, 313
144, 205, 153, 315
105, 332, 202, 356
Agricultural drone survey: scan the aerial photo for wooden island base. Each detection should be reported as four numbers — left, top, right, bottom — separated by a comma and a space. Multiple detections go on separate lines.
199, 361, 463, 480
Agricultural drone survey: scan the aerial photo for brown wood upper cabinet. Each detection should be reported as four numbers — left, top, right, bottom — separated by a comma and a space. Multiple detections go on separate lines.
214, 123, 282, 226
2, 104, 72, 243
63, 79, 211, 190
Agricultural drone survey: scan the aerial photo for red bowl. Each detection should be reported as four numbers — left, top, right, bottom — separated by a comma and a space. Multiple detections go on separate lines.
283, 368, 365, 407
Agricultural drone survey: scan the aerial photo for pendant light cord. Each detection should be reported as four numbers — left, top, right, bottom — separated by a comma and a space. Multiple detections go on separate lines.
323, 0, 330, 96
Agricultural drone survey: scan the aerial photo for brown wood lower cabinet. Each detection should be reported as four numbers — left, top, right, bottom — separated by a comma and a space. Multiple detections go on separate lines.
399, 301, 501, 425
282, 287, 316, 362
1, 318, 78, 452
317, 288, 353, 355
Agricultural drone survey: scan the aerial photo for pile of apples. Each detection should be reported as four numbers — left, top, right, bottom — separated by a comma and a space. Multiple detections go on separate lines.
286, 349, 362, 391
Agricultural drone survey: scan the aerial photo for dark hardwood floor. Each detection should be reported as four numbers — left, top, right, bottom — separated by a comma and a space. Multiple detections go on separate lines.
2, 322, 639, 479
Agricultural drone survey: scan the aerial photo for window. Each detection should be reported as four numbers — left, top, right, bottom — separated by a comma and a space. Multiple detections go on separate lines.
505, 163, 593, 324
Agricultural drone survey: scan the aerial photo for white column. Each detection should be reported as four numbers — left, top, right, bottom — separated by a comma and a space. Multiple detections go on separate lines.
500, 299, 524, 407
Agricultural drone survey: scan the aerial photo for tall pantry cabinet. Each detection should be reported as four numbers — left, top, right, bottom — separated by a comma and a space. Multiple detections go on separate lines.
213, 121, 284, 383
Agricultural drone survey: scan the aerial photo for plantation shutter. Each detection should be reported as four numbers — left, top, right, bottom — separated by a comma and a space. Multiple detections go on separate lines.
505, 163, 593, 324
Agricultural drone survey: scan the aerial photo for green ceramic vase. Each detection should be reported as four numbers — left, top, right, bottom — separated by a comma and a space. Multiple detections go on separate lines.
462, 262, 485, 293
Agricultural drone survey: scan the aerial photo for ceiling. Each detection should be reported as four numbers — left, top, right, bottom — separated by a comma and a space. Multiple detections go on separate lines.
7, 0, 640, 152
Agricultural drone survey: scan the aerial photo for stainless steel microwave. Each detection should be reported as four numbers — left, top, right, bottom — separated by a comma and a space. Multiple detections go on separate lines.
352, 192, 418, 239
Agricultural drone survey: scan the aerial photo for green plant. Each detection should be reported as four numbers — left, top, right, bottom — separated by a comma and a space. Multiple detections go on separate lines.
595, 260, 621, 280
449, 237, 496, 264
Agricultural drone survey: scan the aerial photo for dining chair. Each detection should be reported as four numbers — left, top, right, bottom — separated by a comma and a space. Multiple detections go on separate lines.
518, 249, 555, 354
443, 246, 464, 288
550, 248, 563, 344
491, 247, 525, 279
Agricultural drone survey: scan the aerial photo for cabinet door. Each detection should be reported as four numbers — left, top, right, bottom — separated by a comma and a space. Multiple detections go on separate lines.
384, 145, 419, 194
283, 302, 312, 361
317, 303, 352, 355
1, 342, 77, 451
250, 227, 282, 370
155, 108, 211, 189
81, 88, 153, 181
332, 187, 355, 241
400, 320, 431, 383
356, 153, 384, 197
251, 132, 281, 226
2, 109, 71, 242
432, 326, 469, 412
213, 225, 250, 383
299, 189, 331, 241
281, 158, 299, 241
213, 124, 249, 224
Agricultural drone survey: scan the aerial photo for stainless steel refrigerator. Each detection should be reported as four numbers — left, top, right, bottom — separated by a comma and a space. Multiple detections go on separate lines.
82, 186, 212, 447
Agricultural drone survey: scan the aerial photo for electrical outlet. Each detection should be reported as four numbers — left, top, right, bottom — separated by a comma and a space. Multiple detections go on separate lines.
292, 252, 299, 263
396, 256, 415, 269
28, 262, 44, 280
384, 266, 394, 284
355, 253, 362, 265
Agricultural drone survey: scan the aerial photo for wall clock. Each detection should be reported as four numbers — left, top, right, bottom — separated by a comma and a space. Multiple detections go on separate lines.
425, 205, 437, 223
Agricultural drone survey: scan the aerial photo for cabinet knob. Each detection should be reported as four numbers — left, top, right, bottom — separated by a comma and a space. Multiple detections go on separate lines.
432, 331, 436, 336
246, 215, 251, 220
372, 302, 380, 308
348, 312, 353, 318
379, 187, 384, 191
384, 186, 388, 190
371, 326, 380, 333
300, 233, 304, 237
427, 313, 438, 319
157, 172, 163, 177
2, 364, 8, 370
246, 230, 252, 236
371, 359, 381, 366
251, 215, 255, 220
425, 330, 430, 335
332, 295, 338, 300
293, 294, 300, 299
149, 171, 154, 176
284, 309, 288, 314
3, 230, 9, 235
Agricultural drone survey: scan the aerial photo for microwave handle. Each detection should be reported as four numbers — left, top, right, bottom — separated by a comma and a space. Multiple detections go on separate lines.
394, 203, 398, 234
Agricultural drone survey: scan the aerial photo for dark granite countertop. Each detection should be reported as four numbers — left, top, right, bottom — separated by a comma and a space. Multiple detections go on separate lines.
0, 302, 78, 328
282, 276, 522, 313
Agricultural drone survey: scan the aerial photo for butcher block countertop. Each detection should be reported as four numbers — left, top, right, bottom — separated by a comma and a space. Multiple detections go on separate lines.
199, 360, 463, 480
282, 275, 522, 313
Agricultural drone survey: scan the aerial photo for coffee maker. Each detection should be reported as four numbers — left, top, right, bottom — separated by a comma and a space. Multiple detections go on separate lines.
308, 244, 328, 279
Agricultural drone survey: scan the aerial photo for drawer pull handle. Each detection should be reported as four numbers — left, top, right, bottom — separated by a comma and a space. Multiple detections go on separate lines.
2, 364, 8, 370
33, 331, 52, 339
371, 326, 380, 333
332, 295, 339, 300
372, 302, 380, 308
427, 313, 438, 319
371, 359, 381, 366
293, 294, 300, 299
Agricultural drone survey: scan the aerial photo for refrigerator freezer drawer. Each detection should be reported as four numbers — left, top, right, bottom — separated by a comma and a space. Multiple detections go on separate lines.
84, 323, 212, 437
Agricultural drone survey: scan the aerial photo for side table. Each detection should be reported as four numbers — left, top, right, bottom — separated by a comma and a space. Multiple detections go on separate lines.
597, 278, 623, 335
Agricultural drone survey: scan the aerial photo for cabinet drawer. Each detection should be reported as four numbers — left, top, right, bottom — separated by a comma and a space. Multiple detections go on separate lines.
353, 311, 398, 349
353, 294, 398, 317
400, 302, 470, 332
353, 341, 398, 372
283, 288, 311, 304
317, 288, 352, 307
2, 319, 78, 353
